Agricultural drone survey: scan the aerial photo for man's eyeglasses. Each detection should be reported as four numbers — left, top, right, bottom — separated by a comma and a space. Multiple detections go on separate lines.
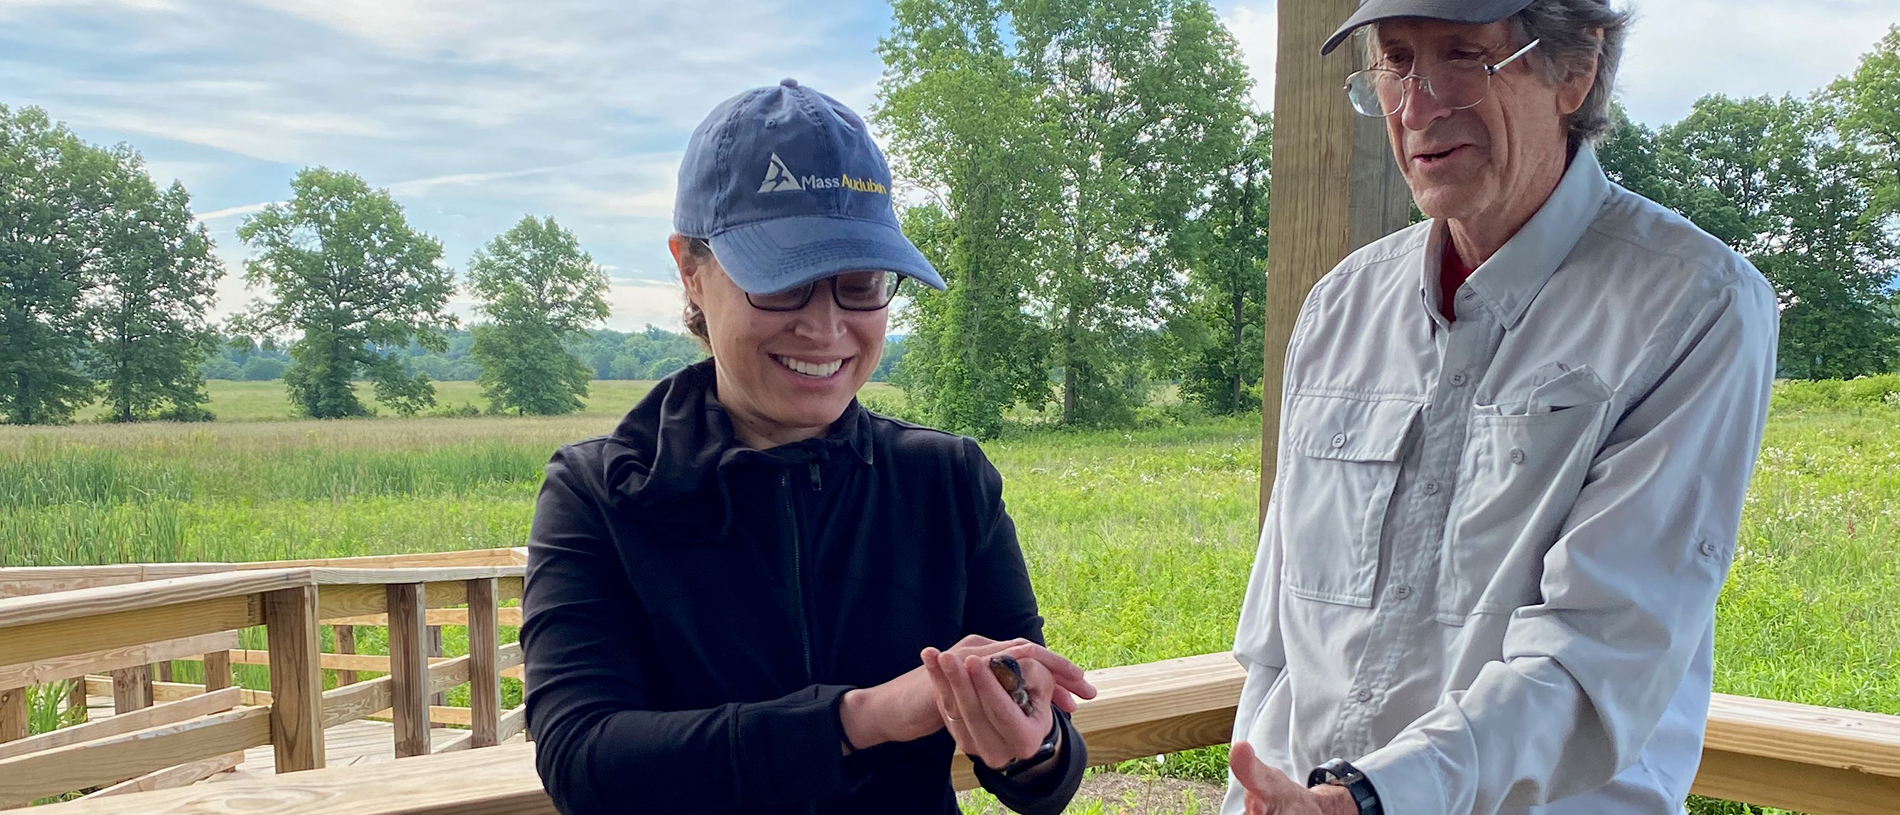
746, 271, 903, 312
1344, 39, 1541, 118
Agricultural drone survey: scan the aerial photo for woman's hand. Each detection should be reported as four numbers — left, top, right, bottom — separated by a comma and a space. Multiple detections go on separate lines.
921, 641, 1095, 771
839, 636, 1095, 753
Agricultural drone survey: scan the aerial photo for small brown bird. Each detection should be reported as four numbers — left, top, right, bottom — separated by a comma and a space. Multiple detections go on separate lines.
988, 654, 1035, 715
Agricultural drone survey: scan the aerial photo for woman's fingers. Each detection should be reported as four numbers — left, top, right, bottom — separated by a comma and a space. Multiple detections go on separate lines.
963, 655, 1048, 761
1001, 643, 1096, 699
941, 653, 1011, 764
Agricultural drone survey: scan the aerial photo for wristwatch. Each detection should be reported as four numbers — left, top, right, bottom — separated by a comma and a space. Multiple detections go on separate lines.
990, 714, 1063, 777
1308, 758, 1382, 815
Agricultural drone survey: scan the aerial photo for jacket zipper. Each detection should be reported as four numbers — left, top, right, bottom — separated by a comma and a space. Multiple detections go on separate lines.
781, 471, 814, 684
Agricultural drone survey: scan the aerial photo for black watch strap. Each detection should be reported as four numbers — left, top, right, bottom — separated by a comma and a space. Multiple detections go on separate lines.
993, 713, 1063, 777
1308, 758, 1382, 815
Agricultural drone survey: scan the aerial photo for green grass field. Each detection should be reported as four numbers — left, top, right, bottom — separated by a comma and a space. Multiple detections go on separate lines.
4, 378, 1896, 814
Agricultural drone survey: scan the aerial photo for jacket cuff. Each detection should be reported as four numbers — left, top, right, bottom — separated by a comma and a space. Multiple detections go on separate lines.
734, 684, 865, 802
972, 710, 1088, 815
1353, 734, 1452, 815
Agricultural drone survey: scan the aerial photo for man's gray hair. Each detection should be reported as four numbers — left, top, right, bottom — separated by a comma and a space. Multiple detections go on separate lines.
1510, 0, 1632, 151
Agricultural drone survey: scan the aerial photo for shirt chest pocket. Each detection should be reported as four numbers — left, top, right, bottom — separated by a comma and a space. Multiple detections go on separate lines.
1277, 394, 1422, 608
1440, 369, 1613, 623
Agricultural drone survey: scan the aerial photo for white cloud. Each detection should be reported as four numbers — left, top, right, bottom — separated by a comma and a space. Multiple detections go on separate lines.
197, 201, 277, 220
1221, 2, 1279, 112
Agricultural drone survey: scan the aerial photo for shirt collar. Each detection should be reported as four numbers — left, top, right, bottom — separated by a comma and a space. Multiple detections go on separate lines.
1418, 146, 1612, 330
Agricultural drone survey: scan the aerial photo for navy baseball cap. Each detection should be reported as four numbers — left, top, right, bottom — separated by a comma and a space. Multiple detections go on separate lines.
673, 79, 945, 294
1321, 0, 1537, 54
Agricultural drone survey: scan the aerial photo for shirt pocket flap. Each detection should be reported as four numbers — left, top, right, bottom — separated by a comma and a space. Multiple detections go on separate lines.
1286, 394, 1421, 462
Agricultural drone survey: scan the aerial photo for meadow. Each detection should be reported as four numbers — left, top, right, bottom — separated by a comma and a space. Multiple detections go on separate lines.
4, 377, 1898, 815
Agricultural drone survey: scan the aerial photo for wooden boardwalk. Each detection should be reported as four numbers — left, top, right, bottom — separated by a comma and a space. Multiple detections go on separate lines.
82, 693, 498, 784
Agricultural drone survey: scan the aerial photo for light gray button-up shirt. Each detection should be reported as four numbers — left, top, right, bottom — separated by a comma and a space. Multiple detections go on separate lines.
1223, 148, 1779, 815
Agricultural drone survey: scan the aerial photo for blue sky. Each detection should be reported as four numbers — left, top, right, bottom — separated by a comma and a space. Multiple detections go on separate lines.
4, 0, 1897, 331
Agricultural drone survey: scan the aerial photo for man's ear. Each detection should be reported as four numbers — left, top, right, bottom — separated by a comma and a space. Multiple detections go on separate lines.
669, 234, 704, 303
1556, 28, 1603, 116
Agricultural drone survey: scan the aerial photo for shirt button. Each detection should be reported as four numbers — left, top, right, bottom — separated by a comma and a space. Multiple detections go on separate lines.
1700, 541, 1720, 557
1331, 433, 1347, 448
1390, 584, 1411, 601
1449, 371, 1468, 387
1422, 480, 1441, 495
1355, 688, 1375, 703
1510, 448, 1526, 465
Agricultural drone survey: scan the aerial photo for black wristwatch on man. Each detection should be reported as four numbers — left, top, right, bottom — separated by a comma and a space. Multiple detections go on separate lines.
1308, 758, 1383, 815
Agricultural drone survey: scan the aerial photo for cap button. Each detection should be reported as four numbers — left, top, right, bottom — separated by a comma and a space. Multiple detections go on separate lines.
780, 77, 799, 88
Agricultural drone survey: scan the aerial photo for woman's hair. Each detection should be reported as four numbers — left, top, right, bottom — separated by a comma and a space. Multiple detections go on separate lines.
680, 237, 713, 352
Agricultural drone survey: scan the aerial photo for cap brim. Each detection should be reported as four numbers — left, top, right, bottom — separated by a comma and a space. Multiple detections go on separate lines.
707, 216, 946, 294
1320, 0, 1536, 55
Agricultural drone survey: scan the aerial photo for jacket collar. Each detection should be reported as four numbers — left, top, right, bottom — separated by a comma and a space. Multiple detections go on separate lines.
1421, 145, 1612, 330
600, 359, 874, 544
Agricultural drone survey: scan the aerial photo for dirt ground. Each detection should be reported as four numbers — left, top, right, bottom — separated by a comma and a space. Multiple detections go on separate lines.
961, 772, 1228, 814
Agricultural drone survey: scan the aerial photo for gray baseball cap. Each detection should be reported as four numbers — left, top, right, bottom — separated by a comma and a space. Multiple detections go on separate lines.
1321, 0, 1537, 55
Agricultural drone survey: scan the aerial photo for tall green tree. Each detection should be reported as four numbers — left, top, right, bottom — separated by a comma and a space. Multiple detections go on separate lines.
90, 152, 223, 422
0, 106, 114, 424
466, 216, 610, 415
878, 0, 1054, 439
1169, 112, 1271, 413
1833, 26, 1900, 218
1657, 95, 1898, 378
235, 168, 455, 418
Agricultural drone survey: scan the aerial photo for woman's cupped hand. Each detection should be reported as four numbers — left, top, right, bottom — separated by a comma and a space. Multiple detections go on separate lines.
838, 635, 1096, 757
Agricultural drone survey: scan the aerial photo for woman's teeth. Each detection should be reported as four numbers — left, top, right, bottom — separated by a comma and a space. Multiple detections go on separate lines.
773, 355, 844, 377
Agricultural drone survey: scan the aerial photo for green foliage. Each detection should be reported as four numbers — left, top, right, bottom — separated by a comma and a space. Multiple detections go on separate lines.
466, 216, 611, 415
1768, 373, 1900, 412
0, 106, 109, 424
235, 167, 456, 418
89, 156, 223, 423
1167, 114, 1271, 414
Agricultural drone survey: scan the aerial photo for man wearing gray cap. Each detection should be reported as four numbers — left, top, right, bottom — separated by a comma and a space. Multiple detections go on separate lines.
1222, 2, 1778, 815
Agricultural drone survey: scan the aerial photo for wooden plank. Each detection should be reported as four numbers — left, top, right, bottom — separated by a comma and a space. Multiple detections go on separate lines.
111, 665, 153, 714
335, 625, 358, 686
1259, 0, 1413, 520
0, 686, 24, 743
317, 579, 503, 622
1704, 693, 1900, 776
322, 674, 392, 730
204, 649, 232, 692
1691, 748, 1900, 815
0, 564, 234, 600
0, 706, 271, 806
263, 585, 325, 773
66, 677, 87, 724
496, 706, 528, 743
323, 607, 524, 628
234, 550, 527, 570
468, 579, 501, 749
305, 567, 524, 586
432, 731, 474, 755
84, 675, 267, 706
316, 583, 387, 621
80, 751, 243, 799
0, 631, 240, 689
0, 594, 262, 668
0, 569, 299, 632
387, 583, 431, 758
25, 740, 556, 815
0, 687, 242, 762
229, 649, 454, 673
428, 626, 446, 707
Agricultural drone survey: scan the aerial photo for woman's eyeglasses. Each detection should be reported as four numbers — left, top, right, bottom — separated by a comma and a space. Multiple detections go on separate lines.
745, 271, 903, 312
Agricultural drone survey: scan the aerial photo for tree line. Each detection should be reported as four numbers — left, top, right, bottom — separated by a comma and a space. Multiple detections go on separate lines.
7, 14, 1898, 428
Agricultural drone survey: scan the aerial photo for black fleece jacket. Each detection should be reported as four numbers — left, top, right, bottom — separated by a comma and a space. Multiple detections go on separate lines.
520, 361, 1087, 815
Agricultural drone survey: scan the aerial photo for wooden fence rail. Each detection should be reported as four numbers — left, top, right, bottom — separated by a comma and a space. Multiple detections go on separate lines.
0, 552, 530, 807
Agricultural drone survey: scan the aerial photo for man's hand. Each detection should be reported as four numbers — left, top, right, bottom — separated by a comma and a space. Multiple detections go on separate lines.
1231, 742, 1361, 815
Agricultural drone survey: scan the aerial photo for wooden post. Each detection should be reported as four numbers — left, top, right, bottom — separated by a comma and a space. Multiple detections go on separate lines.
334, 625, 358, 687
387, 583, 430, 758
203, 650, 233, 692
1261, 0, 1415, 521
155, 661, 173, 683
111, 666, 153, 714
0, 687, 26, 743
66, 678, 87, 724
427, 625, 445, 708
263, 586, 325, 773
466, 579, 501, 749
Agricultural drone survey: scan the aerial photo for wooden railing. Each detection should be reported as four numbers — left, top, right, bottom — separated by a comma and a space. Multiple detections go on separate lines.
5, 559, 1899, 814
0, 550, 529, 806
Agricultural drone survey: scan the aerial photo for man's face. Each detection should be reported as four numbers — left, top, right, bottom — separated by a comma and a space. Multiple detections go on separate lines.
1373, 19, 1593, 225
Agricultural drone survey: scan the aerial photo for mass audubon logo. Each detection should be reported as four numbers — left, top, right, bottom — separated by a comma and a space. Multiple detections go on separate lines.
759, 153, 888, 196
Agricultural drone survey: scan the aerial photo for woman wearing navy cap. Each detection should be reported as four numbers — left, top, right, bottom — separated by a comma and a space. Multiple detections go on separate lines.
519, 80, 1092, 815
